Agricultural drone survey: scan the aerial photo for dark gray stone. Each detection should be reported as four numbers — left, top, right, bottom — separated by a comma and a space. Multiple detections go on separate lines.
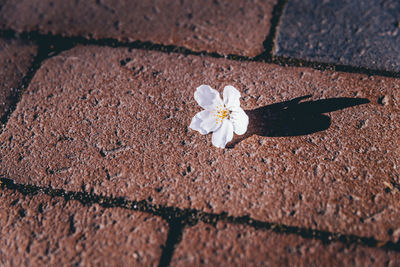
274, 0, 400, 72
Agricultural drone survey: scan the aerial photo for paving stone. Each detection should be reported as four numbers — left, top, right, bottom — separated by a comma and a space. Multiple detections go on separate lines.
0, 38, 37, 120
0, 187, 168, 266
274, 0, 400, 72
172, 221, 400, 266
0, 0, 277, 57
1, 46, 400, 243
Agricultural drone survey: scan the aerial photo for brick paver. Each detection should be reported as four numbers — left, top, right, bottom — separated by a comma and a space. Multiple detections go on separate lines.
2, 0, 400, 264
275, 0, 400, 72
172, 222, 400, 266
0, 38, 37, 120
0, 0, 277, 57
0, 188, 168, 266
1, 46, 399, 244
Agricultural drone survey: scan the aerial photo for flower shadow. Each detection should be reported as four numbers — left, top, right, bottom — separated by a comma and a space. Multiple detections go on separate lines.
227, 95, 370, 148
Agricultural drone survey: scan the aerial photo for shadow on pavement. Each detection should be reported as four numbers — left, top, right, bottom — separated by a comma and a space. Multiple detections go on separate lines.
227, 95, 370, 148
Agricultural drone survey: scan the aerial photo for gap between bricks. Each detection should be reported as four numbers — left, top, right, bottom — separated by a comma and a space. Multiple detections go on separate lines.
1, 177, 400, 266
1, 2, 400, 264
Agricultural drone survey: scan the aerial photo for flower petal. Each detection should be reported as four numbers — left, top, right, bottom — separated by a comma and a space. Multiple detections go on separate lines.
200, 111, 221, 133
223, 85, 241, 108
212, 119, 234, 148
230, 107, 249, 135
189, 110, 212, 134
194, 85, 223, 110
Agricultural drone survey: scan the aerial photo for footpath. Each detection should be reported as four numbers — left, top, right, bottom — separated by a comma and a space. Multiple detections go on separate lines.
0, 0, 400, 266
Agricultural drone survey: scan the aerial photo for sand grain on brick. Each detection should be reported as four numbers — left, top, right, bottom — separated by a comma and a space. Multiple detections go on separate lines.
1, 46, 400, 243
0, 38, 37, 120
0, 0, 277, 57
171, 222, 400, 266
0, 188, 168, 266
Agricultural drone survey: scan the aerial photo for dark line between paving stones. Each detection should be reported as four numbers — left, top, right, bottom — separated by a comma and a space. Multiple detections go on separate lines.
158, 219, 186, 267
254, 0, 289, 61
0, 28, 399, 265
0, 30, 75, 127
1, 177, 400, 255
1, 29, 400, 80
0, 28, 249, 62
270, 55, 400, 79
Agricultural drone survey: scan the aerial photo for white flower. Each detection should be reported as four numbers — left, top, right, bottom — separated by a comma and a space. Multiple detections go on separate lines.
189, 85, 249, 148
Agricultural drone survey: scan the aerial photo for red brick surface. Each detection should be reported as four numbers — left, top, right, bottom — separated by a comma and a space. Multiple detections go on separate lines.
0, 188, 168, 266
172, 221, 400, 266
0, 0, 277, 57
1, 46, 400, 244
0, 38, 37, 119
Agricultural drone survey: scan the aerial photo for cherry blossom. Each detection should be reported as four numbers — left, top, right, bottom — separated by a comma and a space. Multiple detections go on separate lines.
190, 85, 249, 148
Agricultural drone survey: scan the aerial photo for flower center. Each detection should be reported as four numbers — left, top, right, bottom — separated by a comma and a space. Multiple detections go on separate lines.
214, 105, 231, 123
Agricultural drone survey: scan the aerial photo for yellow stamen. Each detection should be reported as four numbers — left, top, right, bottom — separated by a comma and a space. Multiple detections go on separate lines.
214, 105, 231, 123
